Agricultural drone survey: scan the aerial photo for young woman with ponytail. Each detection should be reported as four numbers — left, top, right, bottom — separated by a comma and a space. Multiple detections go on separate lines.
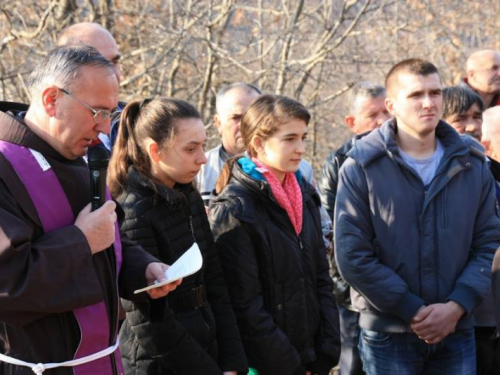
108, 97, 247, 375
209, 95, 340, 375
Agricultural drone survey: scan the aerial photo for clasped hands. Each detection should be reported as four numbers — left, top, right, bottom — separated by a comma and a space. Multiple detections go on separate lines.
410, 301, 465, 344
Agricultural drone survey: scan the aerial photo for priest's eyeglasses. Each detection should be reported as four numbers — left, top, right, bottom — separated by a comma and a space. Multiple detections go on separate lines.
59, 88, 117, 124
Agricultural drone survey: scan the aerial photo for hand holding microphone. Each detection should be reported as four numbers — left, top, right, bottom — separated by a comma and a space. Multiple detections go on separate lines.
88, 145, 109, 211
75, 201, 117, 254
75, 146, 116, 254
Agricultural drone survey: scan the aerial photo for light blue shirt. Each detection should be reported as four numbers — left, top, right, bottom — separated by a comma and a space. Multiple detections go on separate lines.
399, 139, 444, 186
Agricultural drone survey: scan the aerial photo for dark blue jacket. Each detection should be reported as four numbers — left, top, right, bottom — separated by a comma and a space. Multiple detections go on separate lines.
335, 119, 500, 333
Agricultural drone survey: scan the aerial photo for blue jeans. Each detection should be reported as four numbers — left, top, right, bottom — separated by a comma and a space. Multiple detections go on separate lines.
359, 328, 476, 375
339, 306, 364, 375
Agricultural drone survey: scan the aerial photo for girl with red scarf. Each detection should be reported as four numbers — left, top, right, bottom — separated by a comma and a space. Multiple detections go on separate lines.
209, 95, 340, 375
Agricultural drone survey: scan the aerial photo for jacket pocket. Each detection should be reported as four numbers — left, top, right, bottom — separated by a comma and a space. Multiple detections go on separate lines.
361, 329, 393, 348
273, 283, 285, 330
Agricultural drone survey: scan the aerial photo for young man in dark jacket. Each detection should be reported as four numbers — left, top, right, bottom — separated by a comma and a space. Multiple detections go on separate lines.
335, 58, 500, 374
318, 82, 389, 375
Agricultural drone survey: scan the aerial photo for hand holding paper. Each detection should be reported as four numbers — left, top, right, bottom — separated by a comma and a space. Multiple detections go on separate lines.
144, 263, 181, 299
136, 242, 203, 295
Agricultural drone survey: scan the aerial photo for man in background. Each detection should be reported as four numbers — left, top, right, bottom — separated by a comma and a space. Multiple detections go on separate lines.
58, 22, 123, 150
318, 82, 390, 375
465, 49, 500, 109
197, 82, 261, 205
442, 85, 483, 142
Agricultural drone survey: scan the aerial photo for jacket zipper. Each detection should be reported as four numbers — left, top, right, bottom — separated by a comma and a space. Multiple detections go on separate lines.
388, 150, 464, 304
188, 214, 197, 242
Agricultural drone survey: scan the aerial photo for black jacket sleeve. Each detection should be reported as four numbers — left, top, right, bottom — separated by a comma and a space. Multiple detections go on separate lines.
318, 150, 353, 308
318, 151, 342, 220
306, 196, 340, 374
200, 199, 248, 372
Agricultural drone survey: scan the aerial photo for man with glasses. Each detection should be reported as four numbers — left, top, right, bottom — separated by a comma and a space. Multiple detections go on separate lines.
0, 45, 179, 375
465, 50, 500, 108
58, 22, 123, 151
58, 87, 118, 125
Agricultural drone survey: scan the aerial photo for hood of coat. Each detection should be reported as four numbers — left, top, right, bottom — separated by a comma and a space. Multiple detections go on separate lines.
347, 117, 485, 169
217, 156, 319, 207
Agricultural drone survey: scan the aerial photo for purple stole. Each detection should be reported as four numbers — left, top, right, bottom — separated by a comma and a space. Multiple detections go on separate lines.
0, 140, 124, 375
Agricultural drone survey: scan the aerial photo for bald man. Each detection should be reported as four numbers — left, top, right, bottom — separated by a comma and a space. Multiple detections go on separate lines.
58, 22, 123, 150
482, 107, 500, 162
58, 22, 121, 82
465, 50, 500, 108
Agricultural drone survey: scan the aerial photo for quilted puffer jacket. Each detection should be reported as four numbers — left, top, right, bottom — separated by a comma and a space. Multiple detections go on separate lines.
209, 158, 340, 375
117, 168, 247, 375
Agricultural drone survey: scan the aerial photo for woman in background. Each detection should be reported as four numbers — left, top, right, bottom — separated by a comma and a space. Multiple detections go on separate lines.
108, 97, 247, 375
209, 95, 340, 375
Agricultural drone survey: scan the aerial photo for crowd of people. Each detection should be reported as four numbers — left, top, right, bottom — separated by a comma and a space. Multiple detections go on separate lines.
0, 21, 500, 375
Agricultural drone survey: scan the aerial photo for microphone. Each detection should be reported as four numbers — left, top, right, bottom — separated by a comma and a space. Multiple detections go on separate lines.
88, 145, 110, 211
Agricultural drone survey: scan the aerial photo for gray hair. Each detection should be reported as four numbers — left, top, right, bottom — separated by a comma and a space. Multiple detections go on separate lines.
349, 81, 386, 115
215, 82, 262, 114
28, 45, 114, 98
482, 106, 500, 141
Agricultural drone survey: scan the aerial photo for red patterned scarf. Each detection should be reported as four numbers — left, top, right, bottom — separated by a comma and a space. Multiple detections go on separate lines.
253, 158, 303, 235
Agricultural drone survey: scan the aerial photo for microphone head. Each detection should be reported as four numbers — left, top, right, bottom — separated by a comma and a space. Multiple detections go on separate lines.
88, 144, 110, 169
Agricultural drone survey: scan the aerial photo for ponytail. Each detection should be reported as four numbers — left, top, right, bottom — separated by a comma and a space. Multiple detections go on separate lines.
108, 99, 152, 197
107, 97, 201, 198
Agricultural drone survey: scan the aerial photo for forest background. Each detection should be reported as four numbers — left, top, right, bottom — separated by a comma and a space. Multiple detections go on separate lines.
1, 0, 500, 172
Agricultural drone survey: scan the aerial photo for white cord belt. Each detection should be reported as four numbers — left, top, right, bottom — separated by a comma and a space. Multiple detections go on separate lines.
0, 339, 119, 374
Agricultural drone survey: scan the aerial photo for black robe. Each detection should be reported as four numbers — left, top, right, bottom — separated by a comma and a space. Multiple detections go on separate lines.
0, 102, 157, 375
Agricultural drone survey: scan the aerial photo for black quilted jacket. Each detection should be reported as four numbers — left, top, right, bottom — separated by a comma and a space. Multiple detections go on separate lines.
117, 168, 247, 375
317, 134, 366, 309
209, 158, 340, 375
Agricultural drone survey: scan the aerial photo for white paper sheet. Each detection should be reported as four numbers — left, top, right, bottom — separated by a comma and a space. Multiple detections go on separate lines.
134, 242, 203, 294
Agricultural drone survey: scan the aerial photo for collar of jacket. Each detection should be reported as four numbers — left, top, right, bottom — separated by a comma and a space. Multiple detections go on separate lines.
347, 118, 485, 169
231, 156, 318, 205
348, 118, 487, 213
237, 156, 304, 181
124, 166, 192, 209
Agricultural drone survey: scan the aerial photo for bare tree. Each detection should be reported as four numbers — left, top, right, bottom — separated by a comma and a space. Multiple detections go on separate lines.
1, 0, 500, 172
